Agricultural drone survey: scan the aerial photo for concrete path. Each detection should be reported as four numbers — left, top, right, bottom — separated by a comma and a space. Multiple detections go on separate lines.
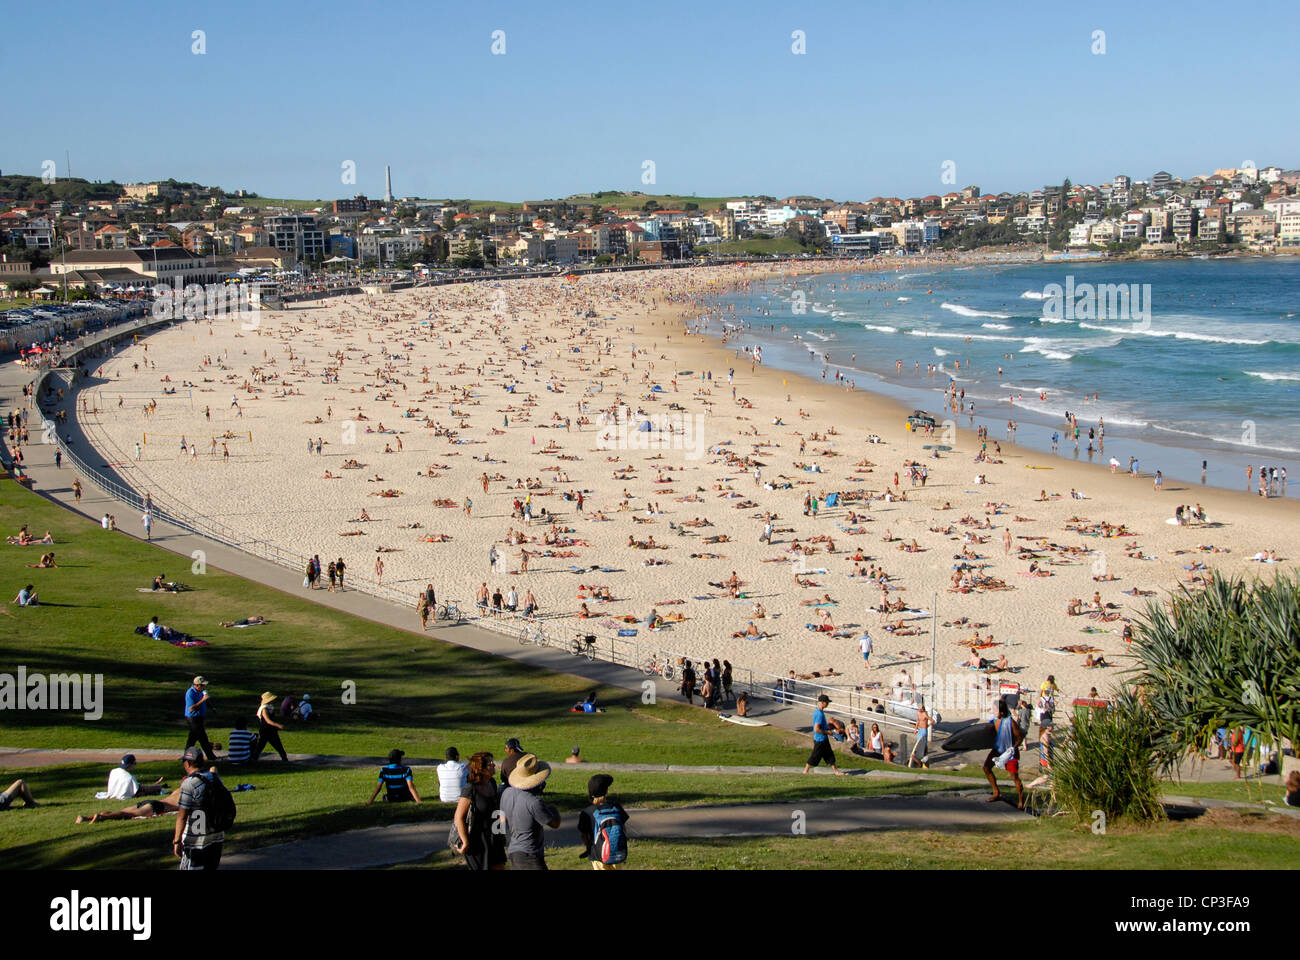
219, 791, 1030, 869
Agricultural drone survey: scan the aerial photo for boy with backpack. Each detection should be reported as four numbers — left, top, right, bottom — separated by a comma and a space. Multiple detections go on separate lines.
173, 746, 236, 870
577, 773, 629, 870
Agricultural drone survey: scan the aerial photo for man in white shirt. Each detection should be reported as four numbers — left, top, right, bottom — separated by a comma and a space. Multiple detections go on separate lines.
106, 754, 166, 800
858, 631, 873, 664
436, 747, 468, 802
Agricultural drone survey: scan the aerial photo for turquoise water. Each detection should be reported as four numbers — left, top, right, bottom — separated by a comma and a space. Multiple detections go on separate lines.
711, 257, 1300, 496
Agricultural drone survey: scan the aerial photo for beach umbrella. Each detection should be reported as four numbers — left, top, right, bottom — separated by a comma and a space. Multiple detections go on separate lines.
651, 384, 663, 392
637, 420, 652, 432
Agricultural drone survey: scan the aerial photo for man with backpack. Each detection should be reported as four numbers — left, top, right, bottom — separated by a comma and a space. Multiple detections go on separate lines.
173, 746, 235, 870
578, 773, 629, 870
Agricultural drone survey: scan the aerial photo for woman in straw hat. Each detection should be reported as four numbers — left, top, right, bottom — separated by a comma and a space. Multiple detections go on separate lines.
251, 691, 290, 762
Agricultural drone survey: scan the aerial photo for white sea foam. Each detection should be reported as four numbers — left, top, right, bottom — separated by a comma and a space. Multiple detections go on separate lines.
804, 330, 832, 341
941, 302, 1011, 320
933, 348, 951, 357
1078, 322, 1270, 345
1244, 371, 1300, 382
1020, 290, 1049, 300
896, 296, 911, 302
981, 322, 1012, 330
908, 329, 1022, 344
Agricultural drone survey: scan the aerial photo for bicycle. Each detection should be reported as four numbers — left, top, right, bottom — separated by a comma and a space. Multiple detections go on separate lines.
642, 654, 675, 681
435, 599, 464, 624
518, 621, 544, 646
571, 632, 598, 661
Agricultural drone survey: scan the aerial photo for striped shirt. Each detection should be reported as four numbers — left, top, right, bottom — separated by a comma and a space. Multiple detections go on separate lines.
227, 729, 256, 764
378, 763, 414, 802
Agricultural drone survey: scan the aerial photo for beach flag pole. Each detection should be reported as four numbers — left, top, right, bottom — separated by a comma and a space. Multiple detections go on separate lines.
929, 590, 937, 710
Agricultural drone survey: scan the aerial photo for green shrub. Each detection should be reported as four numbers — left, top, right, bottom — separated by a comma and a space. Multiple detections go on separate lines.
1050, 693, 1166, 826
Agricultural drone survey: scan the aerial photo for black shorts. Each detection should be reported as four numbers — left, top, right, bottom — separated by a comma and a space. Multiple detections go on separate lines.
807, 738, 836, 767
135, 800, 166, 815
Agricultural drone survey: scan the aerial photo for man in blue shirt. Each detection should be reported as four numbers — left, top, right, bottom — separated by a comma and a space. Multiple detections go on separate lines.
368, 749, 423, 804
183, 676, 217, 765
803, 694, 845, 775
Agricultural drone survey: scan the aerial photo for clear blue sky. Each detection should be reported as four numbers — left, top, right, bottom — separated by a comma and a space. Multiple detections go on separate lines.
6, 0, 1298, 202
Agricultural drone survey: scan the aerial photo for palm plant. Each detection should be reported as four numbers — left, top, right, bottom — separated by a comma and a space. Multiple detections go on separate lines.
1127, 572, 1299, 777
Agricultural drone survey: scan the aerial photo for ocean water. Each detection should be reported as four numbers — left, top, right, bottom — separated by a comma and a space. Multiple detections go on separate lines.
709, 256, 1300, 496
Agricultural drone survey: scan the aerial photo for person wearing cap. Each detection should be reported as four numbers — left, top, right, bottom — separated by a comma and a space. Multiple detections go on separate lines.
565, 746, 586, 764
803, 694, 846, 776
578, 773, 630, 870
499, 754, 561, 870
106, 754, 166, 800
183, 676, 217, 766
437, 747, 468, 802
251, 692, 289, 762
296, 693, 314, 721
368, 749, 422, 804
173, 746, 225, 870
500, 737, 525, 788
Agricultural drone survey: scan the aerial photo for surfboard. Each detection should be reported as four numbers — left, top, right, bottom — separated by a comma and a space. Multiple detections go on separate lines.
941, 722, 996, 752
718, 713, 768, 727
1023, 465, 1053, 470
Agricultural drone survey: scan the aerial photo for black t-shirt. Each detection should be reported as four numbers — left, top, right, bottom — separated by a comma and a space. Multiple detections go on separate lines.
499, 752, 520, 787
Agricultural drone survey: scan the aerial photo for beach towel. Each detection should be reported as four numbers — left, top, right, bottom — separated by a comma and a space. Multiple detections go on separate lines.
617, 628, 638, 637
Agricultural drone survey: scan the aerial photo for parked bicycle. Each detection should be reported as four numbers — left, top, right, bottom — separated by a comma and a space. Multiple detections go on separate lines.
517, 621, 544, 646
571, 632, 598, 661
435, 599, 465, 623
641, 654, 675, 680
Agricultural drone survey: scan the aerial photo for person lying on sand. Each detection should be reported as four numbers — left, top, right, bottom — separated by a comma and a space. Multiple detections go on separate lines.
220, 616, 267, 627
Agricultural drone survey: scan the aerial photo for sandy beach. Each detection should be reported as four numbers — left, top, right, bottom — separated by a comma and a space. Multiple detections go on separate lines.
75, 262, 1300, 719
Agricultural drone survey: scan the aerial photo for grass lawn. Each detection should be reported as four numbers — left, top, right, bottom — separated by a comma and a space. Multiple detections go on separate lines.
0, 760, 962, 869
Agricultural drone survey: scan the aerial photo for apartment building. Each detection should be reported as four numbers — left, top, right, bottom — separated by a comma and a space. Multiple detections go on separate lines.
266, 215, 327, 259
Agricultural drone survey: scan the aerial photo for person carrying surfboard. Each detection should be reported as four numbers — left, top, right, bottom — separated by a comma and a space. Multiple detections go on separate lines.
983, 700, 1025, 808
803, 694, 846, 776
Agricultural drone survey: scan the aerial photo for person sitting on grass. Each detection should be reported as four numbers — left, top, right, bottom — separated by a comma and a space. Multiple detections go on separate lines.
0, 778, 39, 810
226, 718, 257, 765
12, 584, 38, 606
368, 749, 422, 804
107, 754, 167, 799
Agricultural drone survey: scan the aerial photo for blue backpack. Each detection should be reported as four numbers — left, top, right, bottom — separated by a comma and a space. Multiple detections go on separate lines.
592, 803, 628, 865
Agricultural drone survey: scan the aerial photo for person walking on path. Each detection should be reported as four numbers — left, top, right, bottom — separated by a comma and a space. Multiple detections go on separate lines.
173, 746, 227, 870
909, 702, 931, 768
500, 754, 561, 870
183, 676, 217, 765
334, 557, 346, 591
803, 694, 846, 776
251, 692, 290, 762
453, 751, 506, 870
983, 699, 1025, 808
142, 510, 152, 541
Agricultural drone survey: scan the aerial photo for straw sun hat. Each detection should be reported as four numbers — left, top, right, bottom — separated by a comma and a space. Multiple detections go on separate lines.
507, 753, 552, 789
